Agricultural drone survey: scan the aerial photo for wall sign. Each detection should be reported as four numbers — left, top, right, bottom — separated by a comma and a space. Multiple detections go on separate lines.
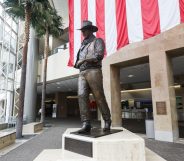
156, 102, 167, 115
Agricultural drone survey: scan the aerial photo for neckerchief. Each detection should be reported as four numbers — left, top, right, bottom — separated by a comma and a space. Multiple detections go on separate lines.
80, 34, 96, 51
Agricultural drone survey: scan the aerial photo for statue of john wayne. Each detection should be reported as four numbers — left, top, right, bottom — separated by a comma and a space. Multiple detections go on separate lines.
74, 20, 112, 134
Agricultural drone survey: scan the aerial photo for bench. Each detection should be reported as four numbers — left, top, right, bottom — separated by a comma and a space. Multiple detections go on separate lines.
0, 123, 8, 130
23, 122, 43, 134
0, 131, 16, 149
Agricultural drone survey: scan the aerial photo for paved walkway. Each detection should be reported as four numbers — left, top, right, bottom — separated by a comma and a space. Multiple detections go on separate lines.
0, 118, 183, 161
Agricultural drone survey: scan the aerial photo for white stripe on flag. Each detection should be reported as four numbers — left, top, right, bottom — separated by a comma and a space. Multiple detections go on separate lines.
158, 0, 180, 32
88, 0, 96, 36
74, 0, 81, 63
126, 0, 144, 43
105, 0, 117, 56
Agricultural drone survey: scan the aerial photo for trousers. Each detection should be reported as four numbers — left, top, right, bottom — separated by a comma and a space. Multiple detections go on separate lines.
78, 68, 111, 122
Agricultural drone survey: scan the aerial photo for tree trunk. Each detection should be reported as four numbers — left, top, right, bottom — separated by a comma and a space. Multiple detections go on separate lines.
16, 3, 31, 139
40, 27, 49, 124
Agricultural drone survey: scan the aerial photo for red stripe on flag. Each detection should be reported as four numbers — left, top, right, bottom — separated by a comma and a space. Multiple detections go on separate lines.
96, 0, 107, 57
81, 0, 88, 41
68, 0, 74, 66
141, 0, 160, 39
115, 0, 129, 50
179, 0, 184, 23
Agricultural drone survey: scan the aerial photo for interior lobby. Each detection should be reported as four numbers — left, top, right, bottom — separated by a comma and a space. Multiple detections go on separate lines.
0, 0, 184, 161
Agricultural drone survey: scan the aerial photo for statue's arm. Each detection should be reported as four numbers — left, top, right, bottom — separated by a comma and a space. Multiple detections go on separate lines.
74, 49, 83, 68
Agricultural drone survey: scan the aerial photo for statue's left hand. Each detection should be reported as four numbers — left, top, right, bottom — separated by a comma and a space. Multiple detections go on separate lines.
77, 59, 86, 67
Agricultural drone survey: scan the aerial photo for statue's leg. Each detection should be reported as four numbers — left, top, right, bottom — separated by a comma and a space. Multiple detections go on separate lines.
86, 69, 111, 121
78, 72, 90, 122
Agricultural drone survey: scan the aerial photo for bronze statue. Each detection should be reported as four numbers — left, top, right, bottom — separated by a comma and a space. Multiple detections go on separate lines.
74, 20, 111, 133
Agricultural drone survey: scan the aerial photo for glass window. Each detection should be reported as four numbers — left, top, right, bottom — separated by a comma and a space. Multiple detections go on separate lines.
1, 48, 9, 62
12, 20, 18, 32
0, 19, 3, 40
5, 14, 12, 26
4, 24, 11, 33
0, 4, 3, 16
7, 80, 14, 91
11, 32, 17, 39
8, 62, 15, 79
11, 38, 17, 52
4, 31, 11, 43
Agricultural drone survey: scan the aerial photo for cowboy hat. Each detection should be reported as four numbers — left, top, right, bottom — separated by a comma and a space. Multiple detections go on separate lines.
78, 20, 98, 32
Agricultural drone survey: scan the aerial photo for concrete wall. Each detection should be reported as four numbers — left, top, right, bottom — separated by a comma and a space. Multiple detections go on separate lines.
103, 24, 184, 142
121, 90, 152, 100
37, 48, 78, 83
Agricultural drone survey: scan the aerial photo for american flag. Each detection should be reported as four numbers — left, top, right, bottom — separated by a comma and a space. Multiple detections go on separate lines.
68, 0, 184, 66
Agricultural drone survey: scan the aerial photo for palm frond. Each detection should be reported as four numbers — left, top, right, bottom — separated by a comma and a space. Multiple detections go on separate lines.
35, 6, 63, 38
3, 0, 24, 20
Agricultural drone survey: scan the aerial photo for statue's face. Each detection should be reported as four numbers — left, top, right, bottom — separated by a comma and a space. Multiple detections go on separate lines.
82, 29, 93, 39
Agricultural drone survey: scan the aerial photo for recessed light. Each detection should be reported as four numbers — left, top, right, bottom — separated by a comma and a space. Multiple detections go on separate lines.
128, 74, 134, 78
56, 82, 60, 85
57, 87, 60, 89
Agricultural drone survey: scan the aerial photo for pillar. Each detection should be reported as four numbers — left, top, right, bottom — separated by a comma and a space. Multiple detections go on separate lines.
55, 92, 67, 118
149, 51, 178, 142
97, 108, 101, 121
24, 28, 39, 123
103, 64, 121, 127
181, 86, 184, 109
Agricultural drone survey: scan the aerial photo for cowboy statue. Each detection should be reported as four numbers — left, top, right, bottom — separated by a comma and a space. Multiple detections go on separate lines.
74, 20, 111, 134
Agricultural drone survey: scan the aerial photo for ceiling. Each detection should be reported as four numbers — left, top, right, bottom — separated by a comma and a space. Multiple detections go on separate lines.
49, 0, 69, 28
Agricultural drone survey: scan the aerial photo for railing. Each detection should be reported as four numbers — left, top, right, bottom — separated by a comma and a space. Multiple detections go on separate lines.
8, 115, 27, 128
39, 43, 69, 60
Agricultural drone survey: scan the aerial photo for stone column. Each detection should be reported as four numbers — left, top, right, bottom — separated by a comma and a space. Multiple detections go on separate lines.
149, 51, 178, 142
97, 108, 101, 121
24, 28, 39, 123
103, 65, 121, 127
55, 92, 67, 118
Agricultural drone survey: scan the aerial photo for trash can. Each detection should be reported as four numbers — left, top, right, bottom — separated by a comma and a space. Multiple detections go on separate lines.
145, 119, 155, 139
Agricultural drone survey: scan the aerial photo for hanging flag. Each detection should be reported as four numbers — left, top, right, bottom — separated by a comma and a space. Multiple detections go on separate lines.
68, 0, 184, 66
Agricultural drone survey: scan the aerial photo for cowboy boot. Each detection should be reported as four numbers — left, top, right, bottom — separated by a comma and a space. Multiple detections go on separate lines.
103, 120, 111, 132
77, 121, 92, 134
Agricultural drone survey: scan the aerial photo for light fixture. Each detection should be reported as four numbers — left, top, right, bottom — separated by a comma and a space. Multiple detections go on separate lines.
121, 88, 151, 93
173, 85, 181, 88
57, 87, 60, 89
56, 82, 60, 85
67, 96, 79, 99
121, 85, 181, 93
128, 74, 134, 78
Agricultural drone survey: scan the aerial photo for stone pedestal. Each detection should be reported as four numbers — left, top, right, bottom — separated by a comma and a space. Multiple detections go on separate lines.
63, 128, 145, 161
34, 128, 166, 161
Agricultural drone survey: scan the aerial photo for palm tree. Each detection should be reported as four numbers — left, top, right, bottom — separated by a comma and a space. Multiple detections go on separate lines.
3, 0, 50, 138
35, 9, 63, 124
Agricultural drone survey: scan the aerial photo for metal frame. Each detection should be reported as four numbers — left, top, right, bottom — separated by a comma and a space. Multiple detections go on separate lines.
13, 21, 23, 118
0, 3, 18, 122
